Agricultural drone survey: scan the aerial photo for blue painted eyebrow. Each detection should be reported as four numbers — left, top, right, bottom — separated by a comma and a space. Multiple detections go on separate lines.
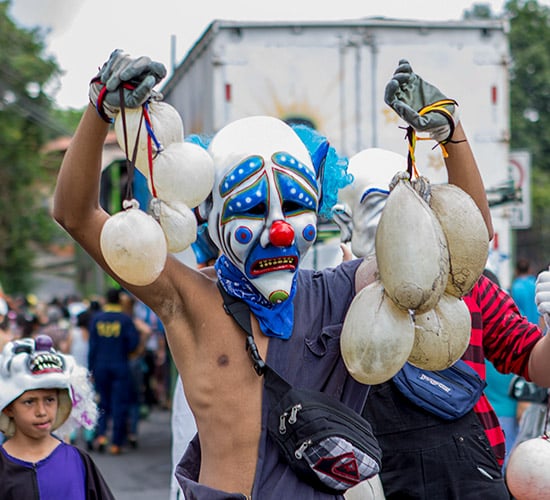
360, 187, 390, 204
273, 152, 317, 192
273, 170, 317, 212
220, 156, 264, 197
221, 175, 269, 223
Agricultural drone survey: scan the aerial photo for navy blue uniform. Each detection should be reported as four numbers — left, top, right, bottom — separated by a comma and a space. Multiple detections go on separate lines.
88, 304, 140, 447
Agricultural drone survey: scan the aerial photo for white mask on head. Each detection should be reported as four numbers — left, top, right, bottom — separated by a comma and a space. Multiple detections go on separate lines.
337, 148, 407, 258
207, 116, 319, 303
0, 335, 73, 437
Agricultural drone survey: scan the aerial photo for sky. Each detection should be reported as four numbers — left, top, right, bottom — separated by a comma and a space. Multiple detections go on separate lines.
5, 0, 536, 109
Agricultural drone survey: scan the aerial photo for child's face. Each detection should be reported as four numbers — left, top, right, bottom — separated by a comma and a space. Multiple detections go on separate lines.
3, 388, 59, 438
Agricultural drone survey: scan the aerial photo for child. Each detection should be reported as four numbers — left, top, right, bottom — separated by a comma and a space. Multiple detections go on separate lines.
0, 334, 115, 499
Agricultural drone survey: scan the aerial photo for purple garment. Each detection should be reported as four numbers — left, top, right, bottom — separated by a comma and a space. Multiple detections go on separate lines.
176, 259, 370, 499
1, 441, 86, 499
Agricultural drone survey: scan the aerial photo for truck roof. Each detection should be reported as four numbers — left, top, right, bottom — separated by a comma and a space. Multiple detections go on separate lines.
161, 16, 509, 96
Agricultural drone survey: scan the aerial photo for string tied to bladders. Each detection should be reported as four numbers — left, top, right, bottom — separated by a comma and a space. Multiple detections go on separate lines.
99, 87, 167, 286
100, 86, 215, 285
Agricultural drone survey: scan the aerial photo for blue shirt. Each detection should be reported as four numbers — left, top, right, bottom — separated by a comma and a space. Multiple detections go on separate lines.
484, 359, 517, 418
511, 275, 540, 324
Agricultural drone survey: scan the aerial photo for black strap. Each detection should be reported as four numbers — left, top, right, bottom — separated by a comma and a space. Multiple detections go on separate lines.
217, 282, 266, 376
118, 86, 143, 203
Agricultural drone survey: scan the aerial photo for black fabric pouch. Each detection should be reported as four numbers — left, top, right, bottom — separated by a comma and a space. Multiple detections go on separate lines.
264, 366, 381, 494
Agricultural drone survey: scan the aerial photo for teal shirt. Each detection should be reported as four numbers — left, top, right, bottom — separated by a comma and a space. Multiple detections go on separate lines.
484, 359, 517, 418
511, 275, 540, 324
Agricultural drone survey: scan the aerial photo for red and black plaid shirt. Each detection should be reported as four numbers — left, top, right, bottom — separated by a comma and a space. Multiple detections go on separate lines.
462, 274, 543, 465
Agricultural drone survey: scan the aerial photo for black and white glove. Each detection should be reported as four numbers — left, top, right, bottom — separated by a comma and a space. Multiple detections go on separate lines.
384, 59, 459, 144
89, 49, 167, 122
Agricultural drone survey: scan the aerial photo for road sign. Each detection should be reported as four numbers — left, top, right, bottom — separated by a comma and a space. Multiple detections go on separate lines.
508, 150, 531, 229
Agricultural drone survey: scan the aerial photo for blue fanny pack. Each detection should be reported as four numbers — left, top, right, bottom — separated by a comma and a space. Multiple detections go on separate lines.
392, 360, 487, 420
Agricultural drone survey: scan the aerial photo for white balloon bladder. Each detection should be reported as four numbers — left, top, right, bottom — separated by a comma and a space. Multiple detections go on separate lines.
506, 436, 550, 500
430, 184, 489, 297
114, 101, 184, 177
100, 199, 167, 286
149, 141, 215, 208
408, 293, 471, 371
341, 280, 415, 385
375, 179, 449, 313
151, 198, 198, 254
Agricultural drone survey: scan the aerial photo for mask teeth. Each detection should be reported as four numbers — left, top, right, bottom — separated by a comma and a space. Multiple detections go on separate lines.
29, 352, 64, 374
258, 257, 295, 269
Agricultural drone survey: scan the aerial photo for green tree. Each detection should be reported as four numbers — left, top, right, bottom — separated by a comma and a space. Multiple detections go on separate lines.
505, 0, 550, 267
463, 3, 494, 19
0, 0, 66, 293
464, 1, 550, 269
52, 107, 85, 134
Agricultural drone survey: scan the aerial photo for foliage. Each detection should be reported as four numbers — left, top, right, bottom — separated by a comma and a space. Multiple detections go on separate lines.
504, 0, 550, 267
506, 1, 550, 178
52, 107, 85, 135
464, 1, 550, 268
0, 0, 65, 293
463, 3, 494, 19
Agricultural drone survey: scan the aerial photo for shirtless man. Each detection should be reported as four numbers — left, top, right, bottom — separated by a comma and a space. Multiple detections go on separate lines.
53, 52, 493, 498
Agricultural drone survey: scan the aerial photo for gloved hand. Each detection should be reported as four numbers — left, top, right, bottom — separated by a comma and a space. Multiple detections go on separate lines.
384, 59, 459, 143
535, 269, 550, 327
89, 49, 167, 122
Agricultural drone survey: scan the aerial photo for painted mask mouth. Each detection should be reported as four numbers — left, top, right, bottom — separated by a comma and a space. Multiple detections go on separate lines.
29, 352, 64, 375
250, 255, 298, 276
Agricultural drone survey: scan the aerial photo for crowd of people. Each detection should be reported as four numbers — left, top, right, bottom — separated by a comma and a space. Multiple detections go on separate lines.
0, 286, 172, 455
1, 47, 550, 500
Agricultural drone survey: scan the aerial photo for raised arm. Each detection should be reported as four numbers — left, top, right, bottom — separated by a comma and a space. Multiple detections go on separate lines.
384, 59, 494, 239
52, 51, 196, 317
54, 49, 166, 256
441, 123, 494, 239
53, 104, 110, 261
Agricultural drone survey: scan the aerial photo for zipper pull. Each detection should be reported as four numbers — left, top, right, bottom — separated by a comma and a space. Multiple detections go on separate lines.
295, 440, 311, 459
288, 403, 302, 424
279, 412, 288, 434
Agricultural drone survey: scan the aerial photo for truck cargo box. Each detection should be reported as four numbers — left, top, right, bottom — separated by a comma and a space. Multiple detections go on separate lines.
162, 18, 514, 285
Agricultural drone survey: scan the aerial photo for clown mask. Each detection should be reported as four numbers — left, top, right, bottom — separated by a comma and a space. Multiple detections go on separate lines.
207, 116, 319, 303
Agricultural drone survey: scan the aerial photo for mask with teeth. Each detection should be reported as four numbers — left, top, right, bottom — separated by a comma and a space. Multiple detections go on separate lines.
207, 116, 319, 303
0, 334, 74, 437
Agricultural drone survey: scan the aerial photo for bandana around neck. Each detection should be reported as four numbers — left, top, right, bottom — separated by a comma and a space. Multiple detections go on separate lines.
215, 255, 296, 340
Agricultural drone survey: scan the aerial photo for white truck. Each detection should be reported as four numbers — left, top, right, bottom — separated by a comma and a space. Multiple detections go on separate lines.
162, 17, 520, 288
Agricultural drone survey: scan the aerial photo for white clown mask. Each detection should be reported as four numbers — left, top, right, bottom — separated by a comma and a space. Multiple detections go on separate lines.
207, 116, 319, 303
0, 335, 74, 437
335, 148, 407, 258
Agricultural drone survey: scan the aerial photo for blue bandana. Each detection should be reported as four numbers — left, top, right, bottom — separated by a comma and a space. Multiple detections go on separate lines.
215, 255, 296, 339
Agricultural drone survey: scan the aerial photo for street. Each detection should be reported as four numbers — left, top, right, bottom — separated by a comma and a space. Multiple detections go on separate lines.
83, 408, 173, 500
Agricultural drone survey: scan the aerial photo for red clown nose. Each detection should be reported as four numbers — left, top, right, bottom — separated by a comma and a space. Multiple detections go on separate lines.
269, 220, 294, 247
